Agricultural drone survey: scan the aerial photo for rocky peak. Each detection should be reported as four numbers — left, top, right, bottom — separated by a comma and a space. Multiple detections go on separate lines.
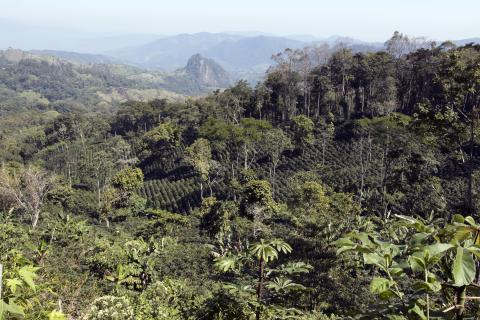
183, 53, 231, 88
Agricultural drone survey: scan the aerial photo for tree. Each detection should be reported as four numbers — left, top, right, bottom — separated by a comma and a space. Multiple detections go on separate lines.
111, 167, 144, 198
185, 138, 212, 199
81, 150, 115, 211
241, 180, 276, 238
262, 128, 292, 198
99, 167, 145, 227
267, 49, 302, 122
0, 165, 54, 228
239, 118, 272, 169
250, 239, 292, 320
291, 115, 314, 154
111, 136, 138, 169
140, 121, 182, 162
214, 238, 311, 320
221, 80, 253, 124
385, 31, 431, 59
328, 48, 354, 119
318, 115, 335, 165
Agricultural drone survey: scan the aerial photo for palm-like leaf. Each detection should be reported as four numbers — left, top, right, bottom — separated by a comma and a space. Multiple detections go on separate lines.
250, 239, 292, 263
223, 283, 255, 294
266, 277, 306, 292
214, 255, 240, 272
269, 239, 292, 254
275, 262, 313, 275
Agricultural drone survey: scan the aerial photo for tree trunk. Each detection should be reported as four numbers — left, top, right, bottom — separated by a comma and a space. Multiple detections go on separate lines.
468, 116, 475, 214
244, 144, 248, 169
32, 209, 40, 229
456, 286, 466, 320
97, 179, 101, 209
272, 164, 277, 199
256, 258, 265, 320
322, 136, 326, 165
208, 177, 213, 197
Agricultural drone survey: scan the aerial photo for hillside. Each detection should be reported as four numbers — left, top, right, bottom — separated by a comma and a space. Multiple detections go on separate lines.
0, 49, 235, 118
2, 30, 480, 320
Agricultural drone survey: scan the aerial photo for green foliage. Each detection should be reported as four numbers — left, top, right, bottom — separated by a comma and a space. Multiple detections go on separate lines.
242, 180, 275, 212
214, 238, 311, 319
87, 238, 151, 291
336, 214, 480, 318
291, 115, 314, 152
112, 168, 144, 194
48, 310, 67, 320
135, 279, 208, 320
4, 39, 480, 320
0, 253, 41, 319
185, 138, 212, 181
82, 296, 134, 320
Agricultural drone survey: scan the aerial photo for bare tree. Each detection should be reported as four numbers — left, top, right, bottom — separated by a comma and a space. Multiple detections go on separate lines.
385, 31, 432, 58
0, 166, 54, 228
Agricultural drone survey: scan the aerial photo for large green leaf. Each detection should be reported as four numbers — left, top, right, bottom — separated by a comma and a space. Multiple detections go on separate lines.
413, 275, 442, 293
465, 216, 478, 227
0, 300, 25, 318
409, 303, 427, 320
214, 256, 239, 272
363, 253, 385, 269
409, 255, 426, 272
370, 277, 390, 293
6, 278, 23, 294
370, 277, 399, 299
18, 266, 39, 292
452, 247, 475, 287
424, 243, 454, 256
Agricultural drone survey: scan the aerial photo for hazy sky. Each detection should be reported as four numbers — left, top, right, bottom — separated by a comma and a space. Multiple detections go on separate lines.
1, 0, 479, 41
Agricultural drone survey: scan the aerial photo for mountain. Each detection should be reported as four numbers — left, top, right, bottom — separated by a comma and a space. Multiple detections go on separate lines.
0, 49, 233, 117
0, 49, 188, 116
453, 37, 480, 46
180, 53, 231, 88
108, 33, 305, 72
107, 33, 393, 80
30, 50, 119, 65
108, 32, 243, 71
204, 36, 305, 70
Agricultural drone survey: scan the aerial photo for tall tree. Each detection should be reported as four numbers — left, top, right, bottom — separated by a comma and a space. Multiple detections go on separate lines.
262, 128, 292, 198
291, 115, 315, 154
185, 138, 213, 199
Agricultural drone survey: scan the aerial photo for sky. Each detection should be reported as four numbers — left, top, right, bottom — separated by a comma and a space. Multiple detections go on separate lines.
1, 0, 479, 41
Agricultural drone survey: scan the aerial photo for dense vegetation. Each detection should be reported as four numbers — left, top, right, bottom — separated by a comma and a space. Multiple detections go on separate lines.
1, 32, 480, 319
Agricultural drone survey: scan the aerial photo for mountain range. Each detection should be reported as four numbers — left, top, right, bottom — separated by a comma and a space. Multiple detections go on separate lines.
1, 18, 479, 91
0, 48, 232, 119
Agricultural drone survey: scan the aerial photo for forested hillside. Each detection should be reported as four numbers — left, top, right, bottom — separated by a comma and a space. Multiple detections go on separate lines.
1, 32, 480, 319
0, 48, 231, 118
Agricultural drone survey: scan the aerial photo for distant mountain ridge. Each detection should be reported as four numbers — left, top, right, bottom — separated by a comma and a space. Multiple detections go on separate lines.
1, 23, 478, 87
30, 50, 119, 65
108, 33, 306, 72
